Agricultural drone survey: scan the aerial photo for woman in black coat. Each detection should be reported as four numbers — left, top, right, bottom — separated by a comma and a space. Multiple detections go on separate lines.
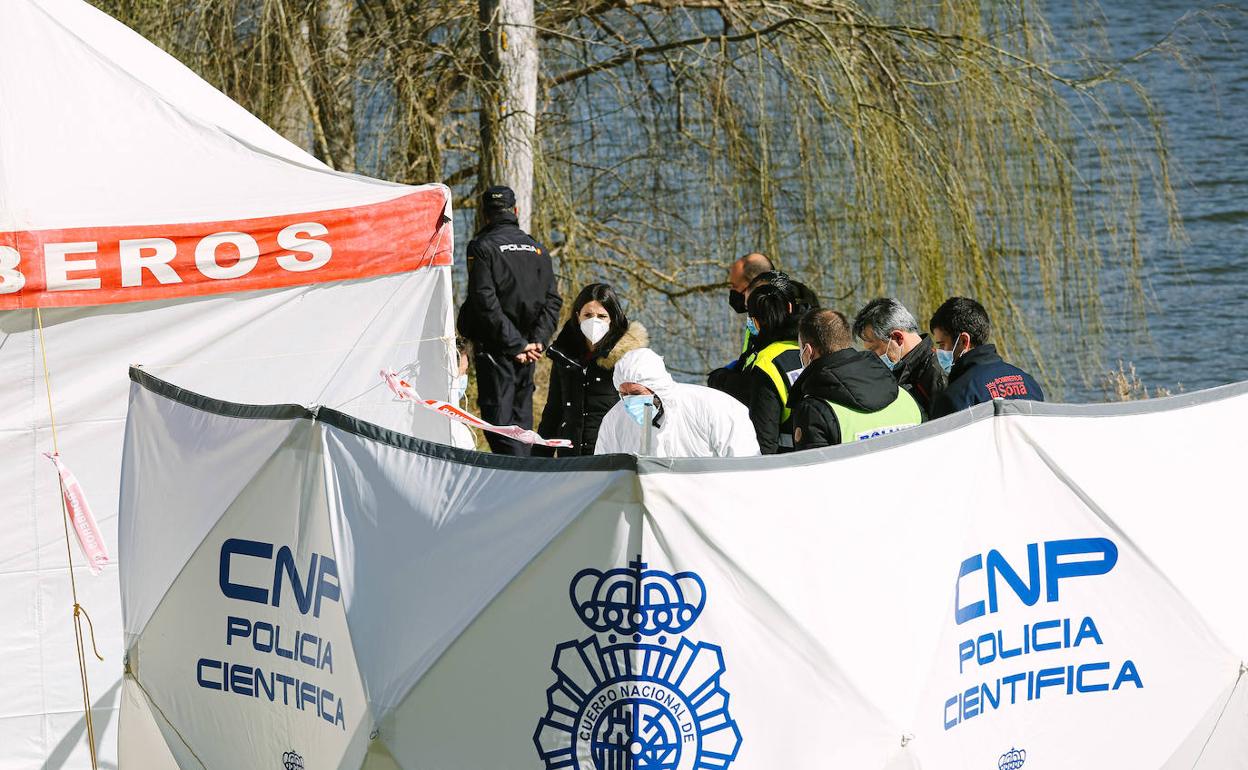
536, 283, 648, 457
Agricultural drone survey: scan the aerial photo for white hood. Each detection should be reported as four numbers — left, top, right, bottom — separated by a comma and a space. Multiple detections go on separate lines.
612, 348, 677, 399
599, 348, 759, 458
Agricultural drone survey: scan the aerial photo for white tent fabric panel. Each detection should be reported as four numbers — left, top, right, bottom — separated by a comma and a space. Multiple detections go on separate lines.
10, 0, 314, 172
322, 425, 635, 718
636, 421, 994, 729
119, 382, 308, 644
118, 373, 1248, 769
131, 419, 373, 768
1, 0, 459, 765
117, 679, 179, 770
996, 392, 1248, 657
1162, 668, 1248, 769
1, 269, 456, 769
1, 0, 417, 233
639, 417, 1239, 767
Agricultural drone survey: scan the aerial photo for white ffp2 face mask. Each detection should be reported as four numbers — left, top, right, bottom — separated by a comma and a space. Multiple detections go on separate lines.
580, 317, 610, 345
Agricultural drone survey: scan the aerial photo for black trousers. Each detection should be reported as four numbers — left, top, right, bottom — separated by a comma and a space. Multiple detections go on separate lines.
474, 350, 535, 456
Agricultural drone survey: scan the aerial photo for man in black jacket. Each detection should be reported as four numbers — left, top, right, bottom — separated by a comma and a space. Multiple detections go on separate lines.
852, 297, 947, 416
790, 309, 923, 450
927, 297, 1044, 419
707, 252, 774, 400
457, 186, 562, 455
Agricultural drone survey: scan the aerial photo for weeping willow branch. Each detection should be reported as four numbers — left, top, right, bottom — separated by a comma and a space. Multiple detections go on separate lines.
550, 18, 802, 85
91, 0, 1217, 396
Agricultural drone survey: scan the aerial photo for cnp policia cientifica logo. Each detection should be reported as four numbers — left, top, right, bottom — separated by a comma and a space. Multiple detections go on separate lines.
533, 557, 742, 770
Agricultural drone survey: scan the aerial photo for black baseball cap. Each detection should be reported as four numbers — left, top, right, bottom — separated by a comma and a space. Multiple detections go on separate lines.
482, 185, 516, 210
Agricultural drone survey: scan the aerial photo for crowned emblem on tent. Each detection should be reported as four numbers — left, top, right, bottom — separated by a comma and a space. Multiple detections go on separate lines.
534, 557, 742, 770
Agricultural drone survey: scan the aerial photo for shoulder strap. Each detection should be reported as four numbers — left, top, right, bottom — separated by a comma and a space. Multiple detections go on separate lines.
753, 342, 801, 424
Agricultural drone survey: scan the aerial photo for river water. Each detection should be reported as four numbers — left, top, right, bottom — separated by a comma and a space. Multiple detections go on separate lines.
454, 1, 1248, 402
1054, 0, 1248, 398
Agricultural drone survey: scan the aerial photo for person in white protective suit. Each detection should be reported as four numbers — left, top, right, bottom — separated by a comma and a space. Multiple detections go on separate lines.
595, 348, 761, 457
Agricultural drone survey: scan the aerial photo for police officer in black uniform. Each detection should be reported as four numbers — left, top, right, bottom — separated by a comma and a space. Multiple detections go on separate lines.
457, 186, 562, 455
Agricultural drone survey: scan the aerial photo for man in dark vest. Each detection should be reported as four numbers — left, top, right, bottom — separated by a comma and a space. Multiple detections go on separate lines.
457, 186, 561, 455
790, 309, 923, 449
927, 297, 1044, 419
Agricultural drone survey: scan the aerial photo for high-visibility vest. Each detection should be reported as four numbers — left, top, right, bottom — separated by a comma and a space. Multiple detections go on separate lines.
746, 341, 803, 447
825, 389, 923, 443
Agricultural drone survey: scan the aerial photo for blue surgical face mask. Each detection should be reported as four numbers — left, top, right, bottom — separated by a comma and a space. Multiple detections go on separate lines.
621, 394, 655, 425
451, 373, 469, 402
879, 353, 897, 371
936, 348, 955, 374
745, 318, 759, 337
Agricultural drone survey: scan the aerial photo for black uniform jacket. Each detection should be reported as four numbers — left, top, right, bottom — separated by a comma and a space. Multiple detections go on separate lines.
929, 344, 1044, 419
706, 330, 757, 405
456, 211, 561, 356
789, 348, 905, 450
892, 334, 947, 417
745, 323, 803, 455
707, 280, 820, 404
535, 322, 649, 457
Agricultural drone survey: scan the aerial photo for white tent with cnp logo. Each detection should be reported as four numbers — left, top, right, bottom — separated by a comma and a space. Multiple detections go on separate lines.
119, 369, 1248, 769
0, 1, 457, 767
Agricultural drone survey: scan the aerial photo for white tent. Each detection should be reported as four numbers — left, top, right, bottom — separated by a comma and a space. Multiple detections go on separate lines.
119, 370, 1248, 769
1, 1, 457, 766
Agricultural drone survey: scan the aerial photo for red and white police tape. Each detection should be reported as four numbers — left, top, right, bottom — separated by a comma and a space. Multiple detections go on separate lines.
380, 370, 573, 449
43, 452, 111, 575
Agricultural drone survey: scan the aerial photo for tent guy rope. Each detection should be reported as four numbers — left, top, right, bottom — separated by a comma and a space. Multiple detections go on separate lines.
35, 306, 104, 770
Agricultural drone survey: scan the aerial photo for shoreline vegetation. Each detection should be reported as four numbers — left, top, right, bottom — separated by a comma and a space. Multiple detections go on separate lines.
1102, 360, 1181, 402
93, 1, 1230, 402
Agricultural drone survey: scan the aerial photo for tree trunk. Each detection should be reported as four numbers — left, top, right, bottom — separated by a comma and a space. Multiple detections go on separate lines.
312, 0, 355, 173
479, 0, 538, 231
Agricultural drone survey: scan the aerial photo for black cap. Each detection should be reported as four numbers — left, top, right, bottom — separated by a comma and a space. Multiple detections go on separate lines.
482, 185, 516, 210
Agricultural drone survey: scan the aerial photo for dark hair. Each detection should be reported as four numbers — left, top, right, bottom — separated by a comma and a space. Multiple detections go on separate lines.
798, 308, 852, 356
747, 269, 793, 295
746, 283, 799, 338
853, 298, 919, 341
749, 270, 821, 315
569, 282, 629, 354
929, 297, 991, 347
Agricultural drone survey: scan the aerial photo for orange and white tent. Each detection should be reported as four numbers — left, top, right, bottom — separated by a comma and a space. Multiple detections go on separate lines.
0, 1, 457, 766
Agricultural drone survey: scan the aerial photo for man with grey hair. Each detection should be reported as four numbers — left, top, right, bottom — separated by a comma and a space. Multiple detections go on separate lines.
853, 297, 946, 415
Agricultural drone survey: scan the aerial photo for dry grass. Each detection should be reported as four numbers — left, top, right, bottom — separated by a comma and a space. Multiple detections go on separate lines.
1101, 360, 1179, 401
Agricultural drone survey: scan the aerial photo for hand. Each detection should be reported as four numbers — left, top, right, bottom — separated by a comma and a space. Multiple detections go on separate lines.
514, 342, 540, 364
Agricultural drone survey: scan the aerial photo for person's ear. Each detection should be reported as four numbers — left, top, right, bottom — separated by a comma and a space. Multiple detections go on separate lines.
957, 332, 971, 355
